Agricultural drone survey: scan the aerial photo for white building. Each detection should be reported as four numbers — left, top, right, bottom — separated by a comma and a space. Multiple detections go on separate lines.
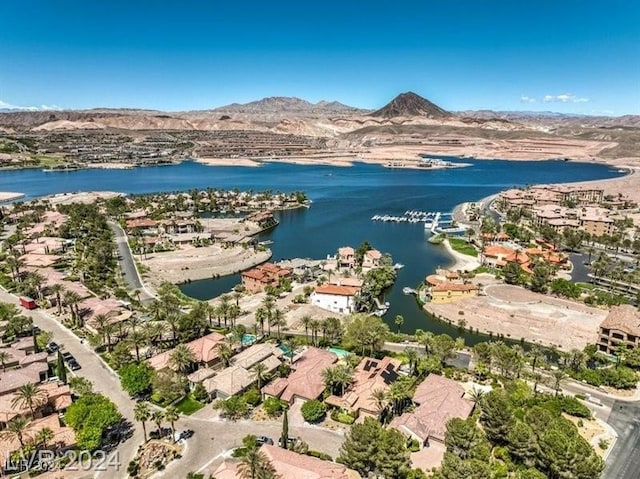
311, 284, 360, 314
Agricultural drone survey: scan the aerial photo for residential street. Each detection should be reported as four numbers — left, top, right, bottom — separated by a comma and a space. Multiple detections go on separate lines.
108, 220, 155, 301
604, 400, 640, 479
0, 288, 141, 479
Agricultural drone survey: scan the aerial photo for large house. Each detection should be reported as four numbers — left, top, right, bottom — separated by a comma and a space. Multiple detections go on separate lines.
241, 263, 292, 293
425, 270, 479, 304
325, 356, 401, 418
262, 347, 337, 404
337, 246, 356, 269
311, 284, 360, 314
390, 374, 475, 447
214, 444, 362, 479
362, 249, 382, 271
597, 305, 640, 354
148, 332, 227, 371
202, 343, 283, 399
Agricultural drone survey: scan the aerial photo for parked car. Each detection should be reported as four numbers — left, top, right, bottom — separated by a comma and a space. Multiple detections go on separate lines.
175, 429, 195, 441
278, 436, 298, 447
256, 436, 274, 446
68, 359, 81, 371
46, 342, 59, 353
62, 351, 74, 362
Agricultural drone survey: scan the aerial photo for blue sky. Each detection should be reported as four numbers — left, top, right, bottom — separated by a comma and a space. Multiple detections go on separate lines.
1, 1, 638, 114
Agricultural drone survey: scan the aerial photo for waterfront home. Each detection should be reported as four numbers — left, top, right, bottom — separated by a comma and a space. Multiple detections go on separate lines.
390, 374, 475, 448
241, 262, 292, 293
337, 246, 356, 269
362, 249, 383, 271
262, 347, 337, 404
424, 271, 478, 304
597, 305, 640, 354
213, 444, 362, 479
311, 284, 361, 314
325, 356, 401, 419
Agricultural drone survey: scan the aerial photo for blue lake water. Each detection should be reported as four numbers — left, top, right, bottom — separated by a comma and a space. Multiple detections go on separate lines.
0, 159, 624, 343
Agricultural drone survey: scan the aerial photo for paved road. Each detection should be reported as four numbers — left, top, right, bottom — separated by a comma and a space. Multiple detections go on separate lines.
605, 400, 640, 479
161, 416, 345, 477
0, 289, 141, 479
108, 220, 155, 301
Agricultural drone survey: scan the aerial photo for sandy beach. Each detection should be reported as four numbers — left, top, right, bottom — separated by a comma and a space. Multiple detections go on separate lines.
0, 191, 25, 202
142, 244, 272, 287
442, 239, 481, 271
195, 157, 262, 167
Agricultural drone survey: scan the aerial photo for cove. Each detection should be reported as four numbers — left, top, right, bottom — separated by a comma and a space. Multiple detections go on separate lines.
0, 158, 624, 344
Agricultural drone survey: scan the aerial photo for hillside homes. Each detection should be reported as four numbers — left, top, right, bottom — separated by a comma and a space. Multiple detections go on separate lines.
241, 262, 292, 293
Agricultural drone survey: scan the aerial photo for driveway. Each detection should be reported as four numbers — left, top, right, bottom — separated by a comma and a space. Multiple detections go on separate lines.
605, 400, 640, 479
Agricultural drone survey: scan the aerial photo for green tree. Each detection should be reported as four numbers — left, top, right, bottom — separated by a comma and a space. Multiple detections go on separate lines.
0, 416, 30, 447
169, 344, 197, 374
338, 417, 411, 478
134, 401, 151, 442
444, 418, 487, 460
530, 263, 551, 293
36, 426, 55, 449
479, 390, 514, 444
280, 407, 289, 450
507, 421, 539, 467
300, 399, 326, 423
431, 334, 458, 367
56, 350, 67, 384
165, 406, 179, 440
215, 395, 248, 421
64, 393, 123, 451
119, 362, 153, 397
502, 262, 523, 285
11, 383, 46, 419
394, 315, 404, 333
69, 377, 93, 396
343, 314, 389, 356
238, 436, 279, 479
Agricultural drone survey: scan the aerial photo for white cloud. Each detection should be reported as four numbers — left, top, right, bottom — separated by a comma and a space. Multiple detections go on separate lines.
520, 95, 536, 104
543, 94, 590, 104
0, 99, 61, 111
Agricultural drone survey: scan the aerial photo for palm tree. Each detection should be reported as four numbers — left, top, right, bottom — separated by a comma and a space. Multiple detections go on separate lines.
36, 427, 54, 449
134, 402, 151, 442
255, 307, 267, 337
371, 388, 388, 422
405, 347, 418, 376
165, 313, 181, 346
169, 344, 197, 374
152, 410, 165, 435
309, 319, 321, 347
11, 383, 46, 419
0, 350, 10, 371
0, 416, 30, 447
415, 329, 434, 355
129, 329, 147, 362
165, 406, 179, 441
299, 315, 312, 344
49, 283, 66, 315
252, 362, 269, 390
271, 309, 286, 340
63, 290, 82, 327
216, 342, 234, 368
218, 294, 231, 328
93, 314, 111, 350
394, 315, 404, 333
550, 369, 567, 397
238, 442, 278, 479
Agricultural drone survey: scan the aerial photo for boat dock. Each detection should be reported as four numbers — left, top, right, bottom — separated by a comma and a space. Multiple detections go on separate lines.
371, 210, 441, 224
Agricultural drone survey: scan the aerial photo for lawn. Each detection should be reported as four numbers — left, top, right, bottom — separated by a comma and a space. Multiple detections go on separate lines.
174, 395, 205, 415
448, 238, 478, 257
576, 282, 596, 290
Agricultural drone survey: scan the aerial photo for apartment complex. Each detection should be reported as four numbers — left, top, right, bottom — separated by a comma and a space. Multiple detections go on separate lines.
597, 305, 640, 354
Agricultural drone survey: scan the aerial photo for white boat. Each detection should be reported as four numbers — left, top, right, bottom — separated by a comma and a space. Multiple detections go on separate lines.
394, 263, 405, 270
402, 287, 416, 295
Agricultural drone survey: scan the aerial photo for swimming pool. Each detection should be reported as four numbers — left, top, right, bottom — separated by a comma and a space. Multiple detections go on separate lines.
327, 347, 350, 358
242, 334, 257, 346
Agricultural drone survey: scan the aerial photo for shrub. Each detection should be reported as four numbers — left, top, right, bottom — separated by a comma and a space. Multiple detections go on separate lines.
556, 396, 591, 418
263, 397, 285, 417
307, 450, 332, 461
127, 460, 139, 477
301, 399, 326, 423
242, 388, 262, 406
407, 438, 421, 452
331, 409, 355, 424
192, 382, 209, 403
